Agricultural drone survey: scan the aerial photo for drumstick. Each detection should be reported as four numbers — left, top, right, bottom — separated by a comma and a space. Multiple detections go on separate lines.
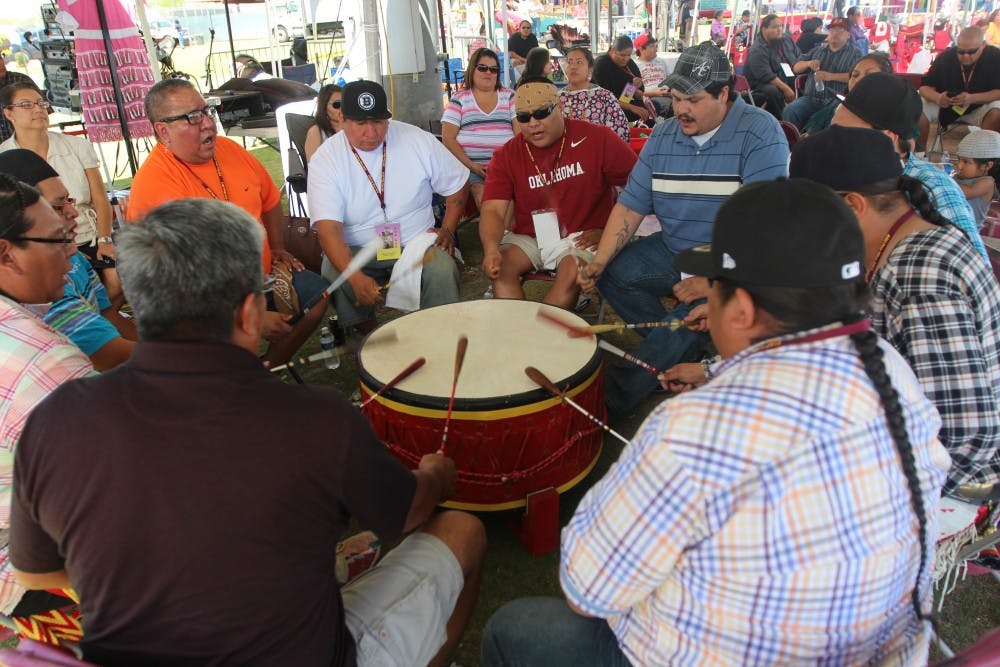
359, 357, 427, 408
289, 237, 382, 325
438, 335, 469, 455
597, 340, 662, 375
578, 319, 687, 335
524, 366, 630, 445
269, 347, 342, 373
536, 308, 593, 338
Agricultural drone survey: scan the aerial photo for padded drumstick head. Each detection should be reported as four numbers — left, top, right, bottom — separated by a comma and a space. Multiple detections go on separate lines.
525, 366, 563, 396
536, 309, 593, 338
454, 335, 469, 381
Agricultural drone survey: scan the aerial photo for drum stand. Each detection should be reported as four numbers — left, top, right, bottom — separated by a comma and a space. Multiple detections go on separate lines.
509, 487, 560, 556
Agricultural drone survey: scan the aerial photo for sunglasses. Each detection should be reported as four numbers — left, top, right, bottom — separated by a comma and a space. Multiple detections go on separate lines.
476, 64, 501, 74
330, 100, 342, 109
957, 46, 981, 55
159, 105, 218, 125
515, 104, 557, 124
5, 99, 51, 111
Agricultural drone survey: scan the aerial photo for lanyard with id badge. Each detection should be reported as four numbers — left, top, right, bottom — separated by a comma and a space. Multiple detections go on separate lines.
527, 134, 578, 269
350, 140, 402, 261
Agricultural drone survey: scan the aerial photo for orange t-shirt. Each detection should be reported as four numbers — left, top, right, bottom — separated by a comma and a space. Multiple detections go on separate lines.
127, 138, 281, 271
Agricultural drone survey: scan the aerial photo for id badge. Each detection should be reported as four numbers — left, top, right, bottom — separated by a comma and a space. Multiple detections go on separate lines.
619, 82, 636, 105
531, 209, 562, 251
780, 62, 794, 78
375, 222, 402, 261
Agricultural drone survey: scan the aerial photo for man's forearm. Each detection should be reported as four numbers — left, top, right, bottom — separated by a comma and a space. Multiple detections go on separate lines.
972, 89, 1000, 104
315, 219, 355, 273
404, 469, 449, 532
919, 85, 941, 103
479, 200, 510, 253
594, 203, 644, 266
261, 204, 286, 254
13, 567, 70, 592
440, 184, 470, 234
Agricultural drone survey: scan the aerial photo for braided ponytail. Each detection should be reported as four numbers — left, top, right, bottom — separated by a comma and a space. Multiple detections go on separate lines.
849, 327, 932, 624
898, 175, 948, 227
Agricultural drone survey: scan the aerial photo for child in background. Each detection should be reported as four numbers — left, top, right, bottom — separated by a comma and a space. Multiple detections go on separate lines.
954, 130, 1000, 228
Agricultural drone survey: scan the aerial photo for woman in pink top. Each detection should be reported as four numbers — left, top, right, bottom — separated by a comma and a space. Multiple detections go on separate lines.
441, 48, 519, 208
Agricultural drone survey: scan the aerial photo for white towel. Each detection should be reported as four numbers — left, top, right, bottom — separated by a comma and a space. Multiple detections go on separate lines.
386, 232, 462, 312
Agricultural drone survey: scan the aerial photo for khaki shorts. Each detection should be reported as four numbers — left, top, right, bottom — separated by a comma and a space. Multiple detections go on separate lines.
342, 532, 463, 666
922, 99, 1000, 126
501, 232, 588, 271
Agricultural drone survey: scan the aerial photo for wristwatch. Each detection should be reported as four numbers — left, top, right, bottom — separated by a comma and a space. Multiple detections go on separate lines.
97, 236, 114, 244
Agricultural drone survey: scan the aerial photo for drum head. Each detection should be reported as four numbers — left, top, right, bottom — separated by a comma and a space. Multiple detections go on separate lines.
358, 300, 600, 411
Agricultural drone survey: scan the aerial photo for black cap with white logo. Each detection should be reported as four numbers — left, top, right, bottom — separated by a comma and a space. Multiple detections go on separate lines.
675, 179, 864, 288
341, 80, 392, 121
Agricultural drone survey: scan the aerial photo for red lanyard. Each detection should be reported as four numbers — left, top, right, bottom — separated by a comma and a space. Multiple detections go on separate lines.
749, 319, 873, 355
525, 134, 566, 182
866, 208, 915, 283
350, 140, 387, 218
961, 60, 979, 90
177, 156, 230, 202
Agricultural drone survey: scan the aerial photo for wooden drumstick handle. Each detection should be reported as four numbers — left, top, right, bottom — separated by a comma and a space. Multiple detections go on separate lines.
525, 366, 563, 396
359, 357, 426, 408
439, 335, 469, 455
453, 335, 469, 383
525, 366, 631, 446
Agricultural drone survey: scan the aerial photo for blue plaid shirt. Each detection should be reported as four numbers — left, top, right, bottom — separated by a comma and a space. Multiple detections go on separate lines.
561, 327, 950, 665
903, 154, 988, 262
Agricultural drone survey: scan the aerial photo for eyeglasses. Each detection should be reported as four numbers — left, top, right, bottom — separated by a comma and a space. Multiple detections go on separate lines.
159, 105, 218, 125
52, 197, 76, 213
476, 64, 501, 74
10, 231, 75, 245
515, 104, 557, 124
957, 46, 981, 55
330, 100, 342, 109
4, 99, 51, 111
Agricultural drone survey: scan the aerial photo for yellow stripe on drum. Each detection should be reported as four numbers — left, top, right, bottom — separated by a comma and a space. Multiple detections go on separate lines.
359, 367, 601, 420
441, 443, 603, 512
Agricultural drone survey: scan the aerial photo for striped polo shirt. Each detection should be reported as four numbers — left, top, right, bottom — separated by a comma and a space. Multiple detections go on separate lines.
619, 97, 790, 255
440, 88, 516, 165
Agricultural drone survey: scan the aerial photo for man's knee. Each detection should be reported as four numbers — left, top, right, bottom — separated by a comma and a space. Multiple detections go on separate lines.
982, 108, 1000, 131
424, 248, 460, 283
421, 510, 486, 575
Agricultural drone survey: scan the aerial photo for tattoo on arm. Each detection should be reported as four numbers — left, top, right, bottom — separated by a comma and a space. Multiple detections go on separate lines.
614, 225, 631, 254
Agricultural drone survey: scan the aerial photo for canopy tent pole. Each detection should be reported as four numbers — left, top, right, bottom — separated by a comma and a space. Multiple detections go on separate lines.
501, 0, 509, 87
438, 0, 454, 98
130, 0, 161, 82
94, 0, 139, 175
223, 0, 239, 78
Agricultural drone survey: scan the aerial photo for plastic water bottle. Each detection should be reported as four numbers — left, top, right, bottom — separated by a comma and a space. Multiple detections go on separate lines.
814, 76, 824, 93
319, 327, 341, 370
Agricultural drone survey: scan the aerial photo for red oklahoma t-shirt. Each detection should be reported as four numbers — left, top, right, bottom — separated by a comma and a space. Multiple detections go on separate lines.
483, 118, 637, 236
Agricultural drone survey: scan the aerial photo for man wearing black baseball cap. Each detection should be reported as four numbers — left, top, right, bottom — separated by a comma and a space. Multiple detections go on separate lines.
791, 125, 1000, 494
309, 80, 470, 332
485, 179, 949, 666
577, 41, 788, 415
832, 71, 988, 261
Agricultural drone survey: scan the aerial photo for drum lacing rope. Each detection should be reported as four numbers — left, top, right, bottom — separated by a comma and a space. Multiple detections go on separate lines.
383, 424, 600, 486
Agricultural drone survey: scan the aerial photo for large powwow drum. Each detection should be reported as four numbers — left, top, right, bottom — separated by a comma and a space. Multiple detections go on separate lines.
358, 300, 605, 510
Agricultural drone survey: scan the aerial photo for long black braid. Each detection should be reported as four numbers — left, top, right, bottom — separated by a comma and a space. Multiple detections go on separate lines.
849, 325, 932, 624
863, 175, 950, 228
716, 278, 932, 623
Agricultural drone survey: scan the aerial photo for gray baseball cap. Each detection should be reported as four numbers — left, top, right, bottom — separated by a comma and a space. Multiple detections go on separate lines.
664, 42, 732, 95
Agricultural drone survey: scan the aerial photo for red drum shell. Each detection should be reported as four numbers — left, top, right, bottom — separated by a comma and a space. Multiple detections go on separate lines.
357, 302, 606, 511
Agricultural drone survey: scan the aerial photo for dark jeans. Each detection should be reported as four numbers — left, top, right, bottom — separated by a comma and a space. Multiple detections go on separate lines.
782, 95, 826, 130
482, 597, 633, 667
597, 233, 709, 414
754, 82, 787, 119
